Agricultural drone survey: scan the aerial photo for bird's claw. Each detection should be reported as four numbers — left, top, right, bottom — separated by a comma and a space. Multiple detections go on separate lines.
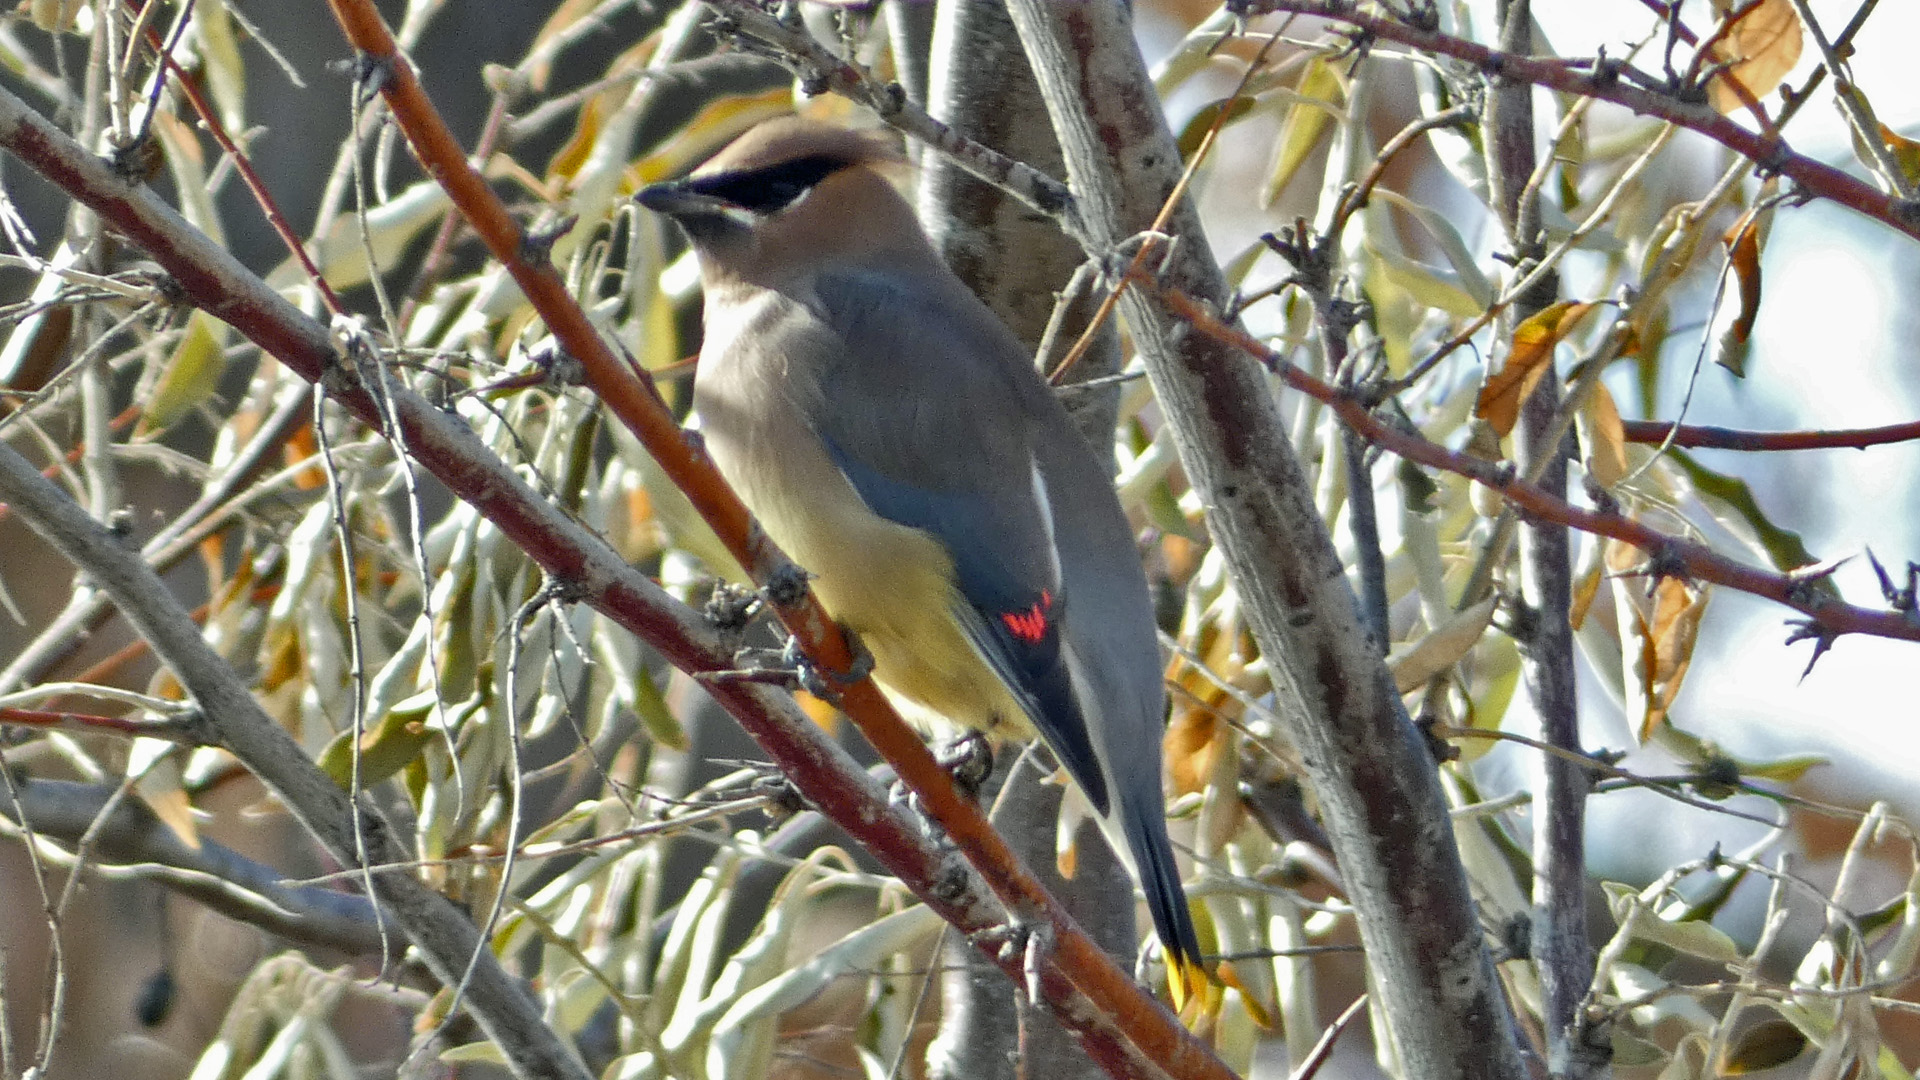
935, 731, 995, 798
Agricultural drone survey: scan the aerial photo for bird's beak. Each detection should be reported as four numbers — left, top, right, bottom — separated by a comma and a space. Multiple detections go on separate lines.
636, 180, 758, 242
635, 179, 727, 219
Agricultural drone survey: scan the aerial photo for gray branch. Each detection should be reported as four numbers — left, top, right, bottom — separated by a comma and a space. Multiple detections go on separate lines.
1000, 3, 1526, 1078
0, 435, 596, 1080
0, 776, 387, 954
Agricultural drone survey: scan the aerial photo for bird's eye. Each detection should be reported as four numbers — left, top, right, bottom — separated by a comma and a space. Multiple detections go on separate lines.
687, 155, 850, 214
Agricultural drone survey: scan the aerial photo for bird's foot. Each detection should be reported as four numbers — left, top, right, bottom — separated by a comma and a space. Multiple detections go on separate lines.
934, 731, 994, 799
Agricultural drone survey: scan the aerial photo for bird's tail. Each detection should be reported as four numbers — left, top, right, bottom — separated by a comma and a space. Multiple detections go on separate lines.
1123, 800, 1209, 1011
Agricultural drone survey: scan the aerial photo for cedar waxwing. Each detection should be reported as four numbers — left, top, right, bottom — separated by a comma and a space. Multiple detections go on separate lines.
638, 117, 1204, 1004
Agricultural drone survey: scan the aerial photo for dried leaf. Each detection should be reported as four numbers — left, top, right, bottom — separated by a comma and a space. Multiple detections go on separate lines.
1476, 301, 1598, 437
130, 740, 200, 850
1707, 0, 1803, 115
1581, 382, 1631, 490
1721, 1018, 1808, 1074
1388, 597, 1496, 692
1607, 539, 1710, 742
1722, 209, 1764, 350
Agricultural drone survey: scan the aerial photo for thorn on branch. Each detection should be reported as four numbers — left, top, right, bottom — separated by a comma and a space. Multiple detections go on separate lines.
1400, 0, 1441, 34
1609, 545, 1693, 598
934, 731, 994, 799
1582, 476, 1621, 517
1261, 219, 1332, 294
1783, 554, 1848, 608
1584, 48, 1623, 90
1782, 619, 1839, 680
1866, 549, 1919, 615
538, 574, 589, 608
1332, 25, 1375, 65
105, 131, 164, 184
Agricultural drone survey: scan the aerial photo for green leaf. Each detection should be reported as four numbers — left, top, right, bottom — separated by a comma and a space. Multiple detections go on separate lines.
143, 311, 230, 431
1261, 58, 1344, 207
1668, 450, 1829, 588
1177, 96, 1255, 161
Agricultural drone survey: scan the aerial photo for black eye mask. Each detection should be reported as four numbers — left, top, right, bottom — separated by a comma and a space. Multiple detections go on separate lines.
683, 154, 851, 214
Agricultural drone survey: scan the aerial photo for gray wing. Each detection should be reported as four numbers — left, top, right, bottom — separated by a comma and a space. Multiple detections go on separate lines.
803, 268, 1110, 809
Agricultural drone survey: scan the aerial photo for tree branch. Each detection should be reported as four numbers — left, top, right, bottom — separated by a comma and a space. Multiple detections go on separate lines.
1136, 275, 1920, 646
1003, 3, 1525, 1078
1236, 1, 1920, 243
1621, 417, 1920, 451
0, 776, 388, 954
0, 22, 1210, 1080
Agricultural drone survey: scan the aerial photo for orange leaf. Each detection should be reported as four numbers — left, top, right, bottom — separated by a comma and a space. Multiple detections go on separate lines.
1879, 123, 1920, 188
1707, 0, 1803, 115
1722, 210, 1764, 347
1475, 301, 1598, 438
1582, 382, 1631, 490
1607, 539, 1710, 741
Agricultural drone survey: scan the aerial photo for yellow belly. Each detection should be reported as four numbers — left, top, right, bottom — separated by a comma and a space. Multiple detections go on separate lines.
711, 427, 1031, 739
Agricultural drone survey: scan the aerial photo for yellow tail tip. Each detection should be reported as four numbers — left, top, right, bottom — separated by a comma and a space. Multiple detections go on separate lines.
1165, 950, 1213, 1015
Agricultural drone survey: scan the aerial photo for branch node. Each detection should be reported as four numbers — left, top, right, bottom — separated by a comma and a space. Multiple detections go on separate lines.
764, 560, 812, 609
519, 213, 577, 267
706, 582, 763, 637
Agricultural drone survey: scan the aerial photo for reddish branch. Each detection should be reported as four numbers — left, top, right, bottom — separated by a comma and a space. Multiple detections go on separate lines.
120, 0, 345, 315
0, 63, 1200, 1080
317, 6, 1227, 1075
0, 706, 209, 742
1138, 273, 1920, 646
1238, 1, 1920, 244
1621, 418, 1920, 451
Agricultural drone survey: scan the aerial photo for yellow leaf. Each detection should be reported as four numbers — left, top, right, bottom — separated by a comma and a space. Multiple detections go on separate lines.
1707, 0, 1803, 115
1261, 58, 1343, 207
1581, 382, 1631, 490
193, 0, 247, 134
1879, 123, 1920, 188
547, 92, 605, 182
1388, 597, 1496, 693
1475, 301, 1598, 437
1177, 96, 1254, 161
1372, 246, 1485, 319
142, 311, 230, 432
317, 697, 440, 790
